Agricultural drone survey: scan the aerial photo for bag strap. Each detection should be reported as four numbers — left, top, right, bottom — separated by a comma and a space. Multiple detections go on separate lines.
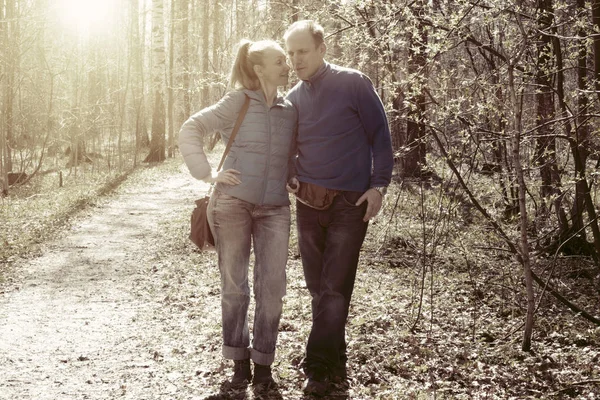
217, 94, 250, 172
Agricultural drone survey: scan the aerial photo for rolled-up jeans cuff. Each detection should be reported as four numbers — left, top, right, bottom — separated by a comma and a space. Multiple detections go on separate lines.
251, 348, 275, 365
223, 345, 250, 360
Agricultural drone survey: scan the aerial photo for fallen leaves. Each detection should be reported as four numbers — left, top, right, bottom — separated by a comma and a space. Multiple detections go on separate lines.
2, 158, 599, 399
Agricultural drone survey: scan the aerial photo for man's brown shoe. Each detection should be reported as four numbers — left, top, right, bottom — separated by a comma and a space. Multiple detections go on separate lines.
303, 375, 330, 397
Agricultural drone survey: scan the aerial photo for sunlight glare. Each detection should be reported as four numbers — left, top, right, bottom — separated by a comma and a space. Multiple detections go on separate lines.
55, 0, 119, 35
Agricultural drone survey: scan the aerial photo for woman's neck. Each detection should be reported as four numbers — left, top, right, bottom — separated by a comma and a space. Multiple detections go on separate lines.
260, 82, 278, 107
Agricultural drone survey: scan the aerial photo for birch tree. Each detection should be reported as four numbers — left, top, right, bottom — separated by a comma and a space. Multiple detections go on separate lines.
145, 0, 166, 163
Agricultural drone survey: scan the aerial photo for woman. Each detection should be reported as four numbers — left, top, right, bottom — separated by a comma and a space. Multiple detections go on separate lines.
178, 40, 296, 388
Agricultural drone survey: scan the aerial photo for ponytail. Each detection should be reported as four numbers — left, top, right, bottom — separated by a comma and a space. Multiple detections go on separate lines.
229, 39, 284, 91
229, 40, 260, 90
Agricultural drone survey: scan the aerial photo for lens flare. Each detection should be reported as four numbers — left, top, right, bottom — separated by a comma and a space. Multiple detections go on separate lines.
55, 0, 119, 35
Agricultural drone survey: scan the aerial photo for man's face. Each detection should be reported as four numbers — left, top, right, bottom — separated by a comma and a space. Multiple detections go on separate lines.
285, 29, 325, 81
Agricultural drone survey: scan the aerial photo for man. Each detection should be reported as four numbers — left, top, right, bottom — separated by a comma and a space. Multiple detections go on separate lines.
284, 20, 394, 396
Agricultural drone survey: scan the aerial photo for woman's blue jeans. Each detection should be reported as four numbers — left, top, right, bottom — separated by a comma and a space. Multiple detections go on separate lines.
296, 191, 369, 376
208, 190, 290, 366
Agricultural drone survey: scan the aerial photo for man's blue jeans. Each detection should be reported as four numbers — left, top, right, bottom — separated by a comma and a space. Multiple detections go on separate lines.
296, 191, 369, 376
208, 190, 290, 366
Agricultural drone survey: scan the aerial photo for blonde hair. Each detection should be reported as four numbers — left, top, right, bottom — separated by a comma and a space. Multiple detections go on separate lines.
229, 39, 284, 90
283, 20, 325, 47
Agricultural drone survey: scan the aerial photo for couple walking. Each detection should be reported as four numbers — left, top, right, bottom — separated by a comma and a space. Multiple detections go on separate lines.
179, 20, 393, 396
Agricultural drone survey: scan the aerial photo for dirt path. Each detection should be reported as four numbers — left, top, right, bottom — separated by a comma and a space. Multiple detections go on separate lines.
0, 164, 219, 400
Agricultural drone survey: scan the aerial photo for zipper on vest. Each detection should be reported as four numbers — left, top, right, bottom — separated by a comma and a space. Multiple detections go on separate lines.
260, 106, 271, 205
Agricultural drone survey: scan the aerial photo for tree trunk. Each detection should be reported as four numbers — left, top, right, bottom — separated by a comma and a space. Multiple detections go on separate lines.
212, 0, 221, 96
118, 8, 131, 171
173, 0, 190, 154
180, 0, 190, 121
400, 0, 427, 178
147, 90, 166, 162
569, 0, 589, 236
1, 0, 7, 192
534, 0, 562, 213
130, 0, 148, 164
592, 0, 600, 104
292, 0, 299, 22
201, 0, 210, 106
167, 0, 175, 158
551, 15, 576, 234
145, 0, 166, 163
508, 65, 535, 352
551, 0, 600, 258
570, 0, 600, 258
3, 0, 15, 173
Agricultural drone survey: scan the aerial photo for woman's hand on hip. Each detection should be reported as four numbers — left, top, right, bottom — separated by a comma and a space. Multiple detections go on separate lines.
206, 169, 242, 185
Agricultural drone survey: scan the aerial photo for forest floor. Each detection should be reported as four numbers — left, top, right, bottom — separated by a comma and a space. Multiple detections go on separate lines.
0, 157, 599, 400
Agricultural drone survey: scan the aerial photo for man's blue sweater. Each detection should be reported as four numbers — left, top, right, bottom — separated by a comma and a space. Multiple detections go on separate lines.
286, 62, 393, 192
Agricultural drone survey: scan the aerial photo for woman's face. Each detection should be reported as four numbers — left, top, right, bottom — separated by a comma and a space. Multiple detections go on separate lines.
256, 47, 290, 88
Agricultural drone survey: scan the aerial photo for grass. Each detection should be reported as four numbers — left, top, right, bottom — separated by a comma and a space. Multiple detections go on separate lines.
0, 166, 131, 271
